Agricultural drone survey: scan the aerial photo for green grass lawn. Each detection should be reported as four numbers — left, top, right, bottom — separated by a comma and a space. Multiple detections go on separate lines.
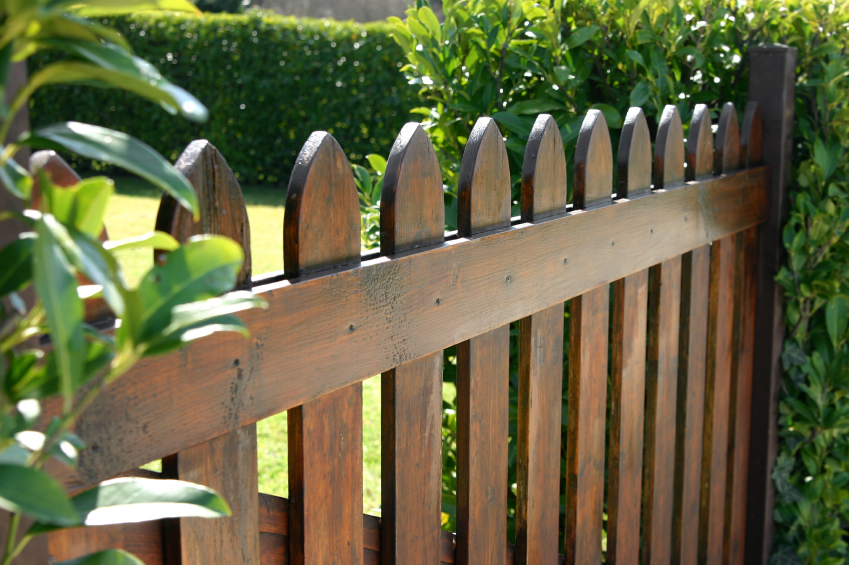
106, 177, 387, 513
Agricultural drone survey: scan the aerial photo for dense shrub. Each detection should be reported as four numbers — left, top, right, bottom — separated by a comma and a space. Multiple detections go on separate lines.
29, 11, 418, 184
391, 0, 849, 561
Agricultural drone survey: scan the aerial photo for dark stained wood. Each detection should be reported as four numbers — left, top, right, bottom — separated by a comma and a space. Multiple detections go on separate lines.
724, 227, 758, 565
699, 234, 736, 565
607, 107, 651, 565
573, 109, 612, 209
617, 107, 652, 198
607, 269, 648, 565
521, 114, 567, 221
284, 132, 363, 565
740, 102, 763, 169
715, 103, 741, 175
654, 105, 685, 189
516, 115, 568, 564
156, 140, 260, 565
380, 123, 444, 565
642, 256, 682, 565
564, 110, 612, 565
381, 123, 444, 254
671, 247, 710, 565
48, 520, 164, 565
686, 104, 714, 181
157, 139, 251, 287
746, 46, 797, 565
455, 116, 511, 565
60, 168, 770, 492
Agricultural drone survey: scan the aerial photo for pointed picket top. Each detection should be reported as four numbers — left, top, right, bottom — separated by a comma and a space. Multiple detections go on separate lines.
574, 109, 613, 210
521, 114, 567, 221
740, 101, 763, 168
284, 131, 360, 278
616, 107, 652, 198
157, 139, 252, 288
714, 102, 741, 175
458, 117, 511, 237
381, 123, 444, 254
686, 104, 714, 181
654, 105, 685, 189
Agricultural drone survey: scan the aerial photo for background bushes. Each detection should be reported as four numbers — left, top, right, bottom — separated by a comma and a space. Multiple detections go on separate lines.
29, 11, 418, 184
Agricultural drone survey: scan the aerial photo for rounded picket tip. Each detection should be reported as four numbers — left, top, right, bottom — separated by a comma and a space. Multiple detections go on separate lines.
715, 102, 741, 175
458, 117, 511, 237
574, 109, 613, 210
381, 122, 444, 254
740, 101, 763, 168
686, 104, 714, 181
284, 131, 360, 277
654, 105, 685, 189
522, 114, 567, 221
616, 107, 652, 198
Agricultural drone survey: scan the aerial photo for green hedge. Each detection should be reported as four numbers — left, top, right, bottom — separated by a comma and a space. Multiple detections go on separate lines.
29, 11, 418, 185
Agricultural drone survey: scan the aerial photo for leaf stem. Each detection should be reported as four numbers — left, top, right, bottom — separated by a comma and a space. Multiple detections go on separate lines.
1, 512, 20, 565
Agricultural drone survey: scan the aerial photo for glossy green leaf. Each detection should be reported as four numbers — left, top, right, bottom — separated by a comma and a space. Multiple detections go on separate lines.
506, 98, 563, 115
0, 234, 34, 297
825, 295, 848, 349
565, 25, 599, 50
64, 227, 125, 315
21, 123, 198, 219
366, 153, 387, 175
0, 154, 32, 199
143, 314, 249, 357
0, 464, 78, 525
491, 111, 534, 138
40, 174, 114, 238
56, 549, 144, 565
630, 81, 651, 107
34, 214, 84, 411
103, 231, 179, 253
66, 0, 200, 16
590, 103, 623, 129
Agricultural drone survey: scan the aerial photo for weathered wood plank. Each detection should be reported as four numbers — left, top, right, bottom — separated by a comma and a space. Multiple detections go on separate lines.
455, 117, 511, 565
380, 123, 444, 565
564, 110, 612, 565
157, 140, 260, 565
515, 114, 566, 565
687, 104, 714, 182
60, 167, 769, 492
284, 132, 363, 565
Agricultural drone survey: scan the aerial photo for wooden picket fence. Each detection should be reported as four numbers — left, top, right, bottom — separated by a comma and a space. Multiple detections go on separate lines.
37, 45, 797, 565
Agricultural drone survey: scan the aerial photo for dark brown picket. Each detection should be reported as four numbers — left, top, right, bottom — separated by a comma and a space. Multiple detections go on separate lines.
607, 107, 650, 565
516, 114, 566, 565
284, 132, 363, 565
380, 123, 445, 565
564, 109, 612, 565
654, 105, 685, 189
157, 140, 260, 565
687, 104, 714, 181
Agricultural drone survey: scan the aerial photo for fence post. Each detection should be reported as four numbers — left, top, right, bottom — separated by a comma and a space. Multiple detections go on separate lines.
745, 44, 798, 565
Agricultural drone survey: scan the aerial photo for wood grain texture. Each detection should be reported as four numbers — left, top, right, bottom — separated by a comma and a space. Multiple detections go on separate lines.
724, 227, 758, 565
699, 235, 736, 565
715, 103, 741, 175
574, 109, 613, 209
515, 112, 566, 565
157, 140, 260, 565
381, 123, 444, 254
740, 102, 763, 168
564, 117, 612, 565
671, 246, 710, 565
455, 116, 512, 565
654, 105, 685, 189
380, 123, 444, 565
284, 132, 363, 565
686, 104, 714, 181
617, 107, 652, 198
607, 269, 648, 565
59, 169, 769, 492
521, 114, 568, 221
642, 256, 682, 565
48, 520, 164, 565
158, 139, 251, 287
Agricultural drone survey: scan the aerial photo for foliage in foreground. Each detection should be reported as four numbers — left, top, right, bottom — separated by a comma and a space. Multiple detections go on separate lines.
0, 1, 264, 564
389, 0, 849, 561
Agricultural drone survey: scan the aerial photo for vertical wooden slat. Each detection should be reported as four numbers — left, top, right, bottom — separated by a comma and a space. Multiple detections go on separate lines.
690, 104, 734, 565
564, 109, 611, 565
158, 140, 260, 565
284, 132, 363, 565
607, 107, 650, 565
380, 123, 444, 565
454, 117, 511, 565
722, 103, 757, 565
654, 105, 685, 190
745, 47, 797, 565
515, 114, 566, 565
714, 103, 741, 175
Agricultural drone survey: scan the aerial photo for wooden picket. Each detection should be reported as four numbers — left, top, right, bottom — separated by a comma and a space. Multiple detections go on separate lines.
39, 46, 798, 565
